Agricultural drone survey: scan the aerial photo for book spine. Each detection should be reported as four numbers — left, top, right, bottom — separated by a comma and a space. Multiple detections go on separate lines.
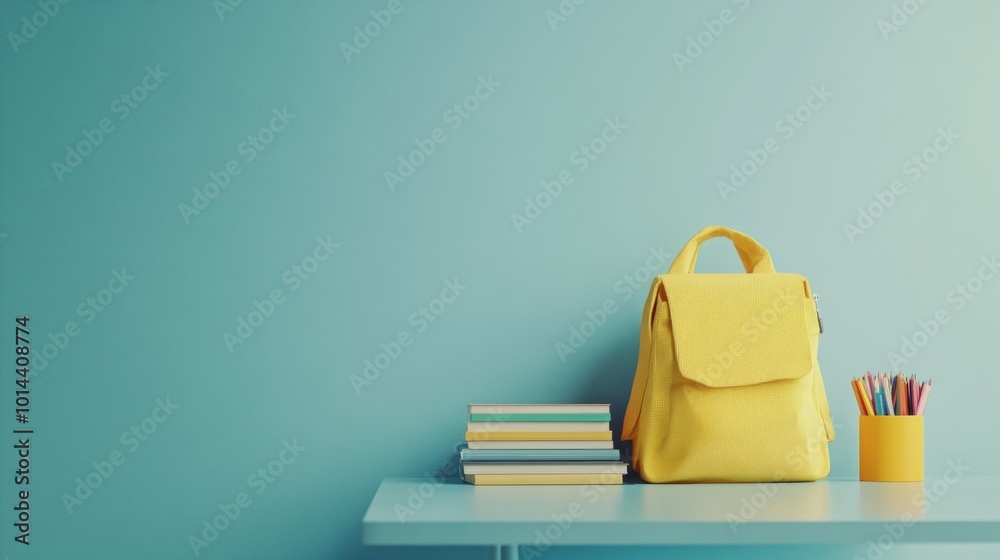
467, 473, 623, 485
468, 413, 611, 422
461, 450, 620, 462
466, 421, 609, 431
465, 430, 612, 441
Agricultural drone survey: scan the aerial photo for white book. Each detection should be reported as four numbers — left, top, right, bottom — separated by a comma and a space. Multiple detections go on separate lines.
466, 421, 609, 432
467, 440, 614, 450
461, 461, 628, 475
469, 404, 609, 415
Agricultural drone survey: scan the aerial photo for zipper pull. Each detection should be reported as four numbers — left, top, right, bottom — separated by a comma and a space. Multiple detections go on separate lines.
813, 293, 824, 334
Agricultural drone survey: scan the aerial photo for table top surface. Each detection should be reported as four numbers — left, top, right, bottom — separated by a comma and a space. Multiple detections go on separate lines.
363, 475, 1000, 545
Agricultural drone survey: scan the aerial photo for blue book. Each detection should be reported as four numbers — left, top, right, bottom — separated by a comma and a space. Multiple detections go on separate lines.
459, 447, 620, 463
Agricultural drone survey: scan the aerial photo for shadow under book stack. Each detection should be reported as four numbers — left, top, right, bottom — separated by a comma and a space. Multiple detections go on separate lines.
460, 404, 627, 485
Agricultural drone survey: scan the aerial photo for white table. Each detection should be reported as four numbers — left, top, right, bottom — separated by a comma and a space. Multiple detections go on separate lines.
363, 475, 1000, 559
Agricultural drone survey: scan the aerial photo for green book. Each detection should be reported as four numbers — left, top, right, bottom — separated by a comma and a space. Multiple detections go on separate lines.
468, 413, 611, 422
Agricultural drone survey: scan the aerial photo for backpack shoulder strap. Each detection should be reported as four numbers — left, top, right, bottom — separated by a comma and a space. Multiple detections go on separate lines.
622, 277, 663, 440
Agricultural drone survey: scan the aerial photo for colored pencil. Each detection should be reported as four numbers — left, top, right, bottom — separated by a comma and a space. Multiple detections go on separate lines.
898, 374, 908, 416
851, 379, 864, 415
855, 373, 932, 415
858, 379, 875, 416
882, 374, 894, 416
915, 380, 932, 415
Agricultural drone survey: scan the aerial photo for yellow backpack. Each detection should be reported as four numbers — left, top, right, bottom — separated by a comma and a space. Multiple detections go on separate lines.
623, 226, 834, 483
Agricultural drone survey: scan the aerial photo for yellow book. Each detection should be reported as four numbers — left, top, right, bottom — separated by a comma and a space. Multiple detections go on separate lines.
465, 473, 623, 485
465, 430, 612, 441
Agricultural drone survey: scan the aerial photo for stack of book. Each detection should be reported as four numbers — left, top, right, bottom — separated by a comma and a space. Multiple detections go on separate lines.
460, 403, 627, 485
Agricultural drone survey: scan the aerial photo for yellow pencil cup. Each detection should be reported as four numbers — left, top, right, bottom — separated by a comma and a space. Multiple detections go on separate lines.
859, 415, 924, 482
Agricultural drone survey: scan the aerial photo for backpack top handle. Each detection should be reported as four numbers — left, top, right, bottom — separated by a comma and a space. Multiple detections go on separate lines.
667, 226, 776, 275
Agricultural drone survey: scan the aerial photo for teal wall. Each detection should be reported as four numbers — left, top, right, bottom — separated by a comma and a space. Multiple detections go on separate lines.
1, 1, 998, 559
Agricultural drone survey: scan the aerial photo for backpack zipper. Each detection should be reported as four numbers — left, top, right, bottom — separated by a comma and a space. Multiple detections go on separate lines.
813, 293, 824, 334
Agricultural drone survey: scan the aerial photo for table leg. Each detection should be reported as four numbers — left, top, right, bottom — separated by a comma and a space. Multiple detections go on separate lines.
488, 544, 519, 560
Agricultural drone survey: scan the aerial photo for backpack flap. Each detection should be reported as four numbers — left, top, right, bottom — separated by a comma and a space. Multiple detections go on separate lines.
662, 273, 813, 387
